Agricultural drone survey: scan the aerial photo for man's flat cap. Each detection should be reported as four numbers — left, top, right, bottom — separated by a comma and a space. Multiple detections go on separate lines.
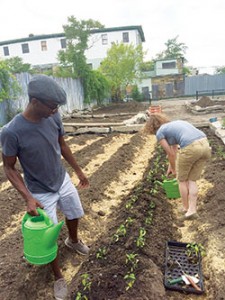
28, 75, 67, 105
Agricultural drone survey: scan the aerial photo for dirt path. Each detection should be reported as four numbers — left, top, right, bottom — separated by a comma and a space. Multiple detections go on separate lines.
0, 99, 225, 300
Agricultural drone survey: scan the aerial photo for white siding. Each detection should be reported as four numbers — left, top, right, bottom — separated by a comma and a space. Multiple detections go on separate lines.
0, 27, 144, 70
155, 60, 179, 76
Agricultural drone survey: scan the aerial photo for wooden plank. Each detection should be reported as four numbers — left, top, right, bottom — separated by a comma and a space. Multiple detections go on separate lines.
63, 122, 124, 127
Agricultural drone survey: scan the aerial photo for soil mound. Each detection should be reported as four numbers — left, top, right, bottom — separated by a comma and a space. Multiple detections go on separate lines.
196, 96, 214, 107
193, 96, 225, 108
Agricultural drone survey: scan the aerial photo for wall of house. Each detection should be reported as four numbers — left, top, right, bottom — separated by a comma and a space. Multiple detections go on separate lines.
0, 37, 65, 67
0, 27, 143, 70
86, 28, 143, 59
155, 59, 180, 76
152, 74, 184, 99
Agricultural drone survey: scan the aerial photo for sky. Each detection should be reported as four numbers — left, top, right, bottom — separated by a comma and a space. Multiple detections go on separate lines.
0, 0, 224, 74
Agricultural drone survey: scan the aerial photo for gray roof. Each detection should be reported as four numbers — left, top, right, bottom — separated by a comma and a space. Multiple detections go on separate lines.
0, 25, 145, 46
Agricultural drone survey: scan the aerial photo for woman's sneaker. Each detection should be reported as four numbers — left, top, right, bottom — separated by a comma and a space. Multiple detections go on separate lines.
65, 238, 90, 255
54, 278, 68, 300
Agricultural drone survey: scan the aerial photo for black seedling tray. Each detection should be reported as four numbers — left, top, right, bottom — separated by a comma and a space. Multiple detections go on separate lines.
164, 241, 204, 294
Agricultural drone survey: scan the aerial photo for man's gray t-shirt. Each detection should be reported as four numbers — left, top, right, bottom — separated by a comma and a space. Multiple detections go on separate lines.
1, 112, 66, 193
156, 120, 206, 148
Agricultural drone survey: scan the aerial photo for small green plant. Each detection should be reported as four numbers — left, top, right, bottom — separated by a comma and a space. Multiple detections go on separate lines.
145, 211, 153, 225
125, 217, 134, 227
125, 195, 137, 210
149, 200, 156, 209
186, 242, 206, 263
136, 227, 146, 248
125, 253, 139, 271
96, 247, 107, 259
81, 273, 92, 291
75, 292, 88, 300
117, 224, 127, 236
113, 224, 127, 242
215, 146, 225, 159
124, 272, 136, 290
150, 187, 158, 195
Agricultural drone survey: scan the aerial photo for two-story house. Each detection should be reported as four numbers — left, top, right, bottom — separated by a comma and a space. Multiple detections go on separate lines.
0, 25, 145, 70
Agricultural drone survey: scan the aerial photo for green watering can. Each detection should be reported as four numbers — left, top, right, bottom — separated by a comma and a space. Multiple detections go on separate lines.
22, 208, 64, 265
155, 178, 181, 199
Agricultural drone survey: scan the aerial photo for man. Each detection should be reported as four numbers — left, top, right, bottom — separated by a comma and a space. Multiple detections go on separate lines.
1, 74, 89, 300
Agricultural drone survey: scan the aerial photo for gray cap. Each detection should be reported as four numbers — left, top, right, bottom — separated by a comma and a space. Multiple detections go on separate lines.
28, 75, 67, 105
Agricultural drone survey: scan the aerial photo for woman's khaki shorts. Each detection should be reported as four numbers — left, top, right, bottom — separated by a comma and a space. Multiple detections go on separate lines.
176, 138, 211, 181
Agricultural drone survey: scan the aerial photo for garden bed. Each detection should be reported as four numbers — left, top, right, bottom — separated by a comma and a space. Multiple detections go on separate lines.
0, 100, 225, 300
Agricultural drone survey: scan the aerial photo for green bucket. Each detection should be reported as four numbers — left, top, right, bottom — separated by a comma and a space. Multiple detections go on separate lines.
156, 178, 180, 199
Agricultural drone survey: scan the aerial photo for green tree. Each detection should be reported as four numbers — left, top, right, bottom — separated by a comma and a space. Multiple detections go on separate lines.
215, 66, 225, 74
140, 60, 155, 72
57, 16, 110, 104
84, 70, 110, 105
99, 42, 145, 101
156, 35, 188, 62
4, 57, 32, 74
0, 60, 21, 102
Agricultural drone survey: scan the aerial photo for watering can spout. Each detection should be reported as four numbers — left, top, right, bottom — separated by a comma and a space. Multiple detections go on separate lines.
44, 221, 64, 248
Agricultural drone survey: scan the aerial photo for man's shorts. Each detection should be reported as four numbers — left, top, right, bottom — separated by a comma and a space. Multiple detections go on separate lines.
31, 172, 84, 224
176, 138, 211, 181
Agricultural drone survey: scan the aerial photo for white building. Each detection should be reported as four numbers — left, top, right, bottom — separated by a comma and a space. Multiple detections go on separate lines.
154, 58, 183, 76
0, 26, 145, 70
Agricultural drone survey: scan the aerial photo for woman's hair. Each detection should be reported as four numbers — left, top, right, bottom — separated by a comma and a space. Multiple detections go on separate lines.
143, 113, 170, 135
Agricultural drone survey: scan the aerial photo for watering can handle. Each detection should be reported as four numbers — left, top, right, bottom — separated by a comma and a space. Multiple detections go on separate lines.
36, 208, 52, 226
22, 208, 52, 228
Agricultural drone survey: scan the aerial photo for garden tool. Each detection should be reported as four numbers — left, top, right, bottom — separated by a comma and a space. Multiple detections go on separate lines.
175, 260, 202, 292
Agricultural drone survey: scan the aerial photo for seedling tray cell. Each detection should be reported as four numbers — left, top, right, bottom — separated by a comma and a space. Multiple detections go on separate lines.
164, 241, 204, 294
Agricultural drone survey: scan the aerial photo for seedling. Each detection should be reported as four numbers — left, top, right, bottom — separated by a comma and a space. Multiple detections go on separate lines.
116, 224, 127, 236
113, 224, 127, 242
215, 146, 225, 159
125, 195, 138, 209
186, 242, 206, 263
75, 292, 88, 300
81, 273, 92, 291
124, 272, 136, 290
149, 200, 156, 209
126, 253, 139, 271
136, 227, 146, 248
96, 247, 107, 259
125, 217, 134, 227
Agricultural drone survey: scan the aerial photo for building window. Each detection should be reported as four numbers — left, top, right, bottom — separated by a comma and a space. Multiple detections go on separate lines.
162, 62, 176, 69
123, 32, 129, 43
41, 41, 47, 51
60, 38, 66, 49
3, 46, 9, 56
101, 34, 108, 45
21, 43, 29, 54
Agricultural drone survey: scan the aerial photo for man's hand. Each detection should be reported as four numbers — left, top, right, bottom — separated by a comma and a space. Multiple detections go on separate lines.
27, 197, 44, 216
